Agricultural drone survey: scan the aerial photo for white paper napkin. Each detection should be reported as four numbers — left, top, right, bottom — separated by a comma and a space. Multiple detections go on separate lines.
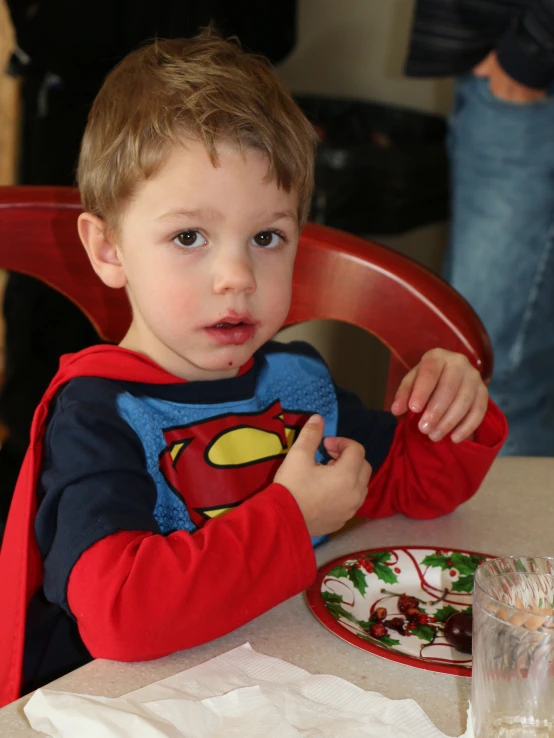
24, 644, 474, 738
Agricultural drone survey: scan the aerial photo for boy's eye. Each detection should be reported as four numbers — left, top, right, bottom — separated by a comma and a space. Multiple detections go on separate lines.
251, 230, 283, 249
172, 230, 206, 249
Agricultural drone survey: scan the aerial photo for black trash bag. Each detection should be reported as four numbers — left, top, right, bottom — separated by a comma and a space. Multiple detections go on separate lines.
296, 95, 449, 236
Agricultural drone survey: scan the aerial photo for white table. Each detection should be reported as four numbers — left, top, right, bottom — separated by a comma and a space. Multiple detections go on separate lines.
0, 457, 552, 736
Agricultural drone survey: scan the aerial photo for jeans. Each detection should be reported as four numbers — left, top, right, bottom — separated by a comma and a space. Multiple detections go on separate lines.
445, 74, 554, 456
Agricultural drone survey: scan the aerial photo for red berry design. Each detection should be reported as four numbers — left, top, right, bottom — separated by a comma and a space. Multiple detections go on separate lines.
398, 594, 419, 613
450, 570, 456, 577
369, 622, 387, 639
361, 560, 374, 574
394, 567, 401, 574
384, 617, 405, 636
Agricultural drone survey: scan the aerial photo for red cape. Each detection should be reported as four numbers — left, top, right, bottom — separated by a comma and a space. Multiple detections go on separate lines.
0, 345, 191, 707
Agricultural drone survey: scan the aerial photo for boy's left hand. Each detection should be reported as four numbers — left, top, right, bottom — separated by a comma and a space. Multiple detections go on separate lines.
390, 349, 488, 443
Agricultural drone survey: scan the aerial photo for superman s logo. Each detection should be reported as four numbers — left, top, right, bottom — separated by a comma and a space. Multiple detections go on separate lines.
158, 401, 310, 528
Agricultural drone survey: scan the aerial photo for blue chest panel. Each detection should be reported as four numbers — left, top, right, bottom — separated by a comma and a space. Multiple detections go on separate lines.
115, 351, 338, 534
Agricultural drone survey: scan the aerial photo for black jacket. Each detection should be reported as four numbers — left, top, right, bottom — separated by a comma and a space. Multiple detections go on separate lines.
7, 0, 297, 82
406, 0, 554, 89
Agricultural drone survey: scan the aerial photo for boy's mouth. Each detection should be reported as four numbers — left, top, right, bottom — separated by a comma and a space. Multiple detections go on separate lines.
213, 321, 247, 329
205, 315, 258, 346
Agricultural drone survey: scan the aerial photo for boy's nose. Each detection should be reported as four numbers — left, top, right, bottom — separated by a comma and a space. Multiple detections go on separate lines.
212, 253, 256, 295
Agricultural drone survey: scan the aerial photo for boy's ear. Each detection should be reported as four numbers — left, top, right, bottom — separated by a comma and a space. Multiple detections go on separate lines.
78, 212, 127, 289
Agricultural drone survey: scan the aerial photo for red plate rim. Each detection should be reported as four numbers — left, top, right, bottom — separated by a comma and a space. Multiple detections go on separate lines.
306, 544, 494, 678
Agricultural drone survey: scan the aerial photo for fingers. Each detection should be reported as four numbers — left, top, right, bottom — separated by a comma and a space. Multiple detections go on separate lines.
391, 367, 417, 415
489, 76, 547, 103
395, 350, 488, 443
332, 440, 368, 507
322, 437, 371, 517
324, 436, 365, 466
323, 436, 341, 459
323, 436, 369, 480
450, 385, 489, 443
416, 354, 466, 435
418, 364, 486, 442
404, 351, 447, 415
291, 414, 324, 456
472, 51, 494, 77
473, 52, 547, 102
358, 459, 372, 487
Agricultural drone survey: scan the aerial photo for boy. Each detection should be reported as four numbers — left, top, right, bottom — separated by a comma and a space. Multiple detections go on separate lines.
0, 30, 507, 706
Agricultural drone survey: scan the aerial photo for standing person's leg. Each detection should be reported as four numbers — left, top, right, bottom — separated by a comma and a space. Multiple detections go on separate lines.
445, 74, 554, 456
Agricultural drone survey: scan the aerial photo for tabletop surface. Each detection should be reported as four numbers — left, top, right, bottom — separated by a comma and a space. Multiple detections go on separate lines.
0, 456, 552, 736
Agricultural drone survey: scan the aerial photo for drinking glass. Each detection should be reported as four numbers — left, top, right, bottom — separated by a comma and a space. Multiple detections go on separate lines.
472, 556, 554, 737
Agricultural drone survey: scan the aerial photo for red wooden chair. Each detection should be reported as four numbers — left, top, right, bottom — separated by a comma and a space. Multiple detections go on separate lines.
0, 186, 492, 407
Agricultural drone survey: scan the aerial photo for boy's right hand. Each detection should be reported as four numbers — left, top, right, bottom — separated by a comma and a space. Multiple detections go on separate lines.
274, 415, 371, 537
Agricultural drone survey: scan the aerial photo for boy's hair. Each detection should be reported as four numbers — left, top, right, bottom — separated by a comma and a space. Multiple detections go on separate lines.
77, 29, 317, 230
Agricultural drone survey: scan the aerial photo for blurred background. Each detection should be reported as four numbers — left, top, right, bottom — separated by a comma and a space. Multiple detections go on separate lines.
0, 0, 453, 410
0, 0, 17, 372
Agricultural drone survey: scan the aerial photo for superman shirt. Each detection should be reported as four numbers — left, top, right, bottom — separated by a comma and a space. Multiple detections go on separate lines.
6, 340, 506, 701
36, 341, 397, 597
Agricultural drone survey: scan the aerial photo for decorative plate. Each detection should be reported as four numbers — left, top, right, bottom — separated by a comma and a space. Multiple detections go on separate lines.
306, 546, 491, 676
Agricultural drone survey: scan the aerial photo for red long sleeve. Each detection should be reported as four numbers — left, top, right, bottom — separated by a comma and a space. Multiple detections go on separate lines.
66, 401, 506, 661
67, 483, 315, 661
358, 398, 507, 519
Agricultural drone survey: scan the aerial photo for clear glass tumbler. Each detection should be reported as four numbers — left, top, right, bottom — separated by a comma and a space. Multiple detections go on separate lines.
472, 557, 554, 737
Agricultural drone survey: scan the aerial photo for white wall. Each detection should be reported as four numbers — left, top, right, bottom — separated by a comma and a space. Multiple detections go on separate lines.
278, 0, 453, 114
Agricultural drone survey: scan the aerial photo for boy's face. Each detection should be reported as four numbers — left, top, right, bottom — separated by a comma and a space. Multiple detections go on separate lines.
112, 139, 299, 380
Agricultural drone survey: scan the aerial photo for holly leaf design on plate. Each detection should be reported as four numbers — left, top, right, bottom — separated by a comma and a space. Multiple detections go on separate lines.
321, 592, 344, 606
372, 562, 398, 585
451, 574, 474, 593
327, 565, 349, 579
321, 592, 357, 623
358, 634, 401, 649
357, 620, 373, 630
362, 551, 398, 584
347, 566, 368, 595
450, 552, 486, 576
421, 553, 451, 570
433, 605, 459, 623
379, 636, 401, 647
367, 551, 392, 564
411, 623, 437, 642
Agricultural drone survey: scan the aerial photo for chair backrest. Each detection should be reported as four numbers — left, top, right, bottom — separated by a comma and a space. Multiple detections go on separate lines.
0, 186, 492, 408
